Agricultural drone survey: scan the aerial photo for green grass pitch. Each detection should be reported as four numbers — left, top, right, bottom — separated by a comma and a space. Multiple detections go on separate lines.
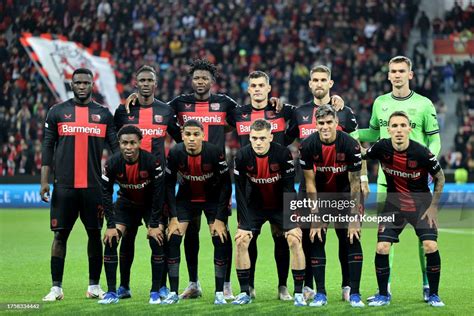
1, 208, 473, 314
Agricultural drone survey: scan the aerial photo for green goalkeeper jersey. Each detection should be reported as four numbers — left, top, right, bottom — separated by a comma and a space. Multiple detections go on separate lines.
360, 90, 440, 184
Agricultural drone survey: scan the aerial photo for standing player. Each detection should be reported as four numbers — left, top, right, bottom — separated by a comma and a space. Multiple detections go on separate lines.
41, 68, 119, 301
364, 111, 445, 307
359, 56, 441, 301
287, 65, 369, 301
99, 125, 166, 304
300, 105, 364, 308
232, 119, 306, 307
113, 65, 181, 300
163, 119, 232, 305
229, 70, 294, 300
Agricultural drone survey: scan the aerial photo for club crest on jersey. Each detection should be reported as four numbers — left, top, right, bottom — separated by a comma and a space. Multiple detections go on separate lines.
210, 103, 220, 110
302, 115, 310, 121
203, 163, 213, 172
140, 171, 149, 178
270, 163, 280, 171
128, 116, 135, 121
337, 153, 345, 160
64, 113, 72, 119
408, 160, 418, 168
185, 103, 192, 109
266, 111, 276, 119
91, 114, 101, 122
154, 115, 163, 123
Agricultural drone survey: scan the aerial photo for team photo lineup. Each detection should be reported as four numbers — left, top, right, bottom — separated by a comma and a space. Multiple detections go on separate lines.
1, 0, 473, 314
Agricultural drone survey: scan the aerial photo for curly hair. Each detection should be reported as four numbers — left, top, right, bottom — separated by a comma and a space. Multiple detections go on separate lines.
188, 58, 218, 79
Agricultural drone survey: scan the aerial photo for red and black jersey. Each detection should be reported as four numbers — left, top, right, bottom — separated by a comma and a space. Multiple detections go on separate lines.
101, 149, 165, 228
300, 131, 362, 192
228, 103, 295, 147
42, 100, 119, 189
234, 142, 296, 230
114, 100, 181, 164
366, 139, 441, 212
165, 142, 231, 221
287, 101, 358, 140
168, 93, 238, 151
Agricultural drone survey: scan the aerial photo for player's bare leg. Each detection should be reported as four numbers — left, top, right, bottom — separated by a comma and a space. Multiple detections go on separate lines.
232, 229, 253, 305
286, 228, 306, 306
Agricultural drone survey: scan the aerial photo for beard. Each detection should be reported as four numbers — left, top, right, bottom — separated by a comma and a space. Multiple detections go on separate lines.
73, 90, 92, 102
312, 89, 327, 99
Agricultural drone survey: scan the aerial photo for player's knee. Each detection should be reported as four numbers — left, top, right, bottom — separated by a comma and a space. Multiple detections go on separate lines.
53, 230, 71, 244
376, 242, 391, 254
422, 240, 438, 253
286, 234, 302, 251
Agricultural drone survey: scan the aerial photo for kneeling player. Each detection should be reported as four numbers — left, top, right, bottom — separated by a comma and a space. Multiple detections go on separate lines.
99, 125, 166, 304
300, 105, 364, 308
163, 119, 232, 305
233, 119, 306, 306
364, 111, 445, 307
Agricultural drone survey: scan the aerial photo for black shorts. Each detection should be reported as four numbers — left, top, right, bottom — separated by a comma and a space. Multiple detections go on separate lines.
50, 187, 103, 231
251, 209, 297, 235
377, 211, 438, 243
114, 199, 151, 228
177, 203, 220, 224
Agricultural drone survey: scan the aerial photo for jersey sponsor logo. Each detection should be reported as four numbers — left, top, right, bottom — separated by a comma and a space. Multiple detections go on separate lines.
118, 180, 151, 189
182, 114, 223, 123
315, 165, 348, 173
408, 160, 418, 168
91, 114, 101, 122
382, 165, 421, 179
140, 127, 165, 137
241, 113, 249, 118
180, 171, 214, 182
154, 115, 163, 123
59, 124, 105, 136
300, 127, 317, 137
64, 113, 72, 119
302, 115, 310, 121
237, 120, 284, 135
185, 103, 192, 108
379, 119, 416, 128
248, 173, 281, 184
210, 103, 220, 110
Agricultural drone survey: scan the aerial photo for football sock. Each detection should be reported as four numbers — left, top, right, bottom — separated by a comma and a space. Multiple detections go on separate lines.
160, 237, 168, 288
302, 229, 314, 288
426, 250, 441, 296
310, 231, 326, 294
51, 230, 70, 287
184, 220, 199, 283
225, 230, 232, 283
419, 241, 429, 286
212, 236, 228, 292
51, 256, 65, 288
149, 237, 165, 292
86, 229, 102, 285
119, 226, 138, 289
336, 228, 350, 287
236, 269, 251, 295
292, 269, 305, 294
167, 234, 183, 293
273, 235, 290, 287
348, 239, 363, 295
248, 235, 258, 288
103, 236, 119, 293
375, 253, 390, 296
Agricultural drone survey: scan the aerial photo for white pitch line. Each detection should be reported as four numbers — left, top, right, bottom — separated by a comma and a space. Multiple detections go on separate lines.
438, 228, 474, 235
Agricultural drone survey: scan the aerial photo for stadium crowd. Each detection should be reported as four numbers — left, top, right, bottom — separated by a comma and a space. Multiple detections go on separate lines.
0, 0, 472, 176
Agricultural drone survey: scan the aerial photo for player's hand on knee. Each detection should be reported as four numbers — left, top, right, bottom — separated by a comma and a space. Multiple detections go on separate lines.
124, 92, 139, 114
330, 95, 344, 111
285, 227, 302, 242
211, 219, 228, 243
234, 229, 252, 243
40, 183, 50, 202
103, 228, 120, 247
421, 205, 438, 229
310, 227, 323, 243
167, 217, 180, 240
148, 227, 164, 245
348, 227, 361, 244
